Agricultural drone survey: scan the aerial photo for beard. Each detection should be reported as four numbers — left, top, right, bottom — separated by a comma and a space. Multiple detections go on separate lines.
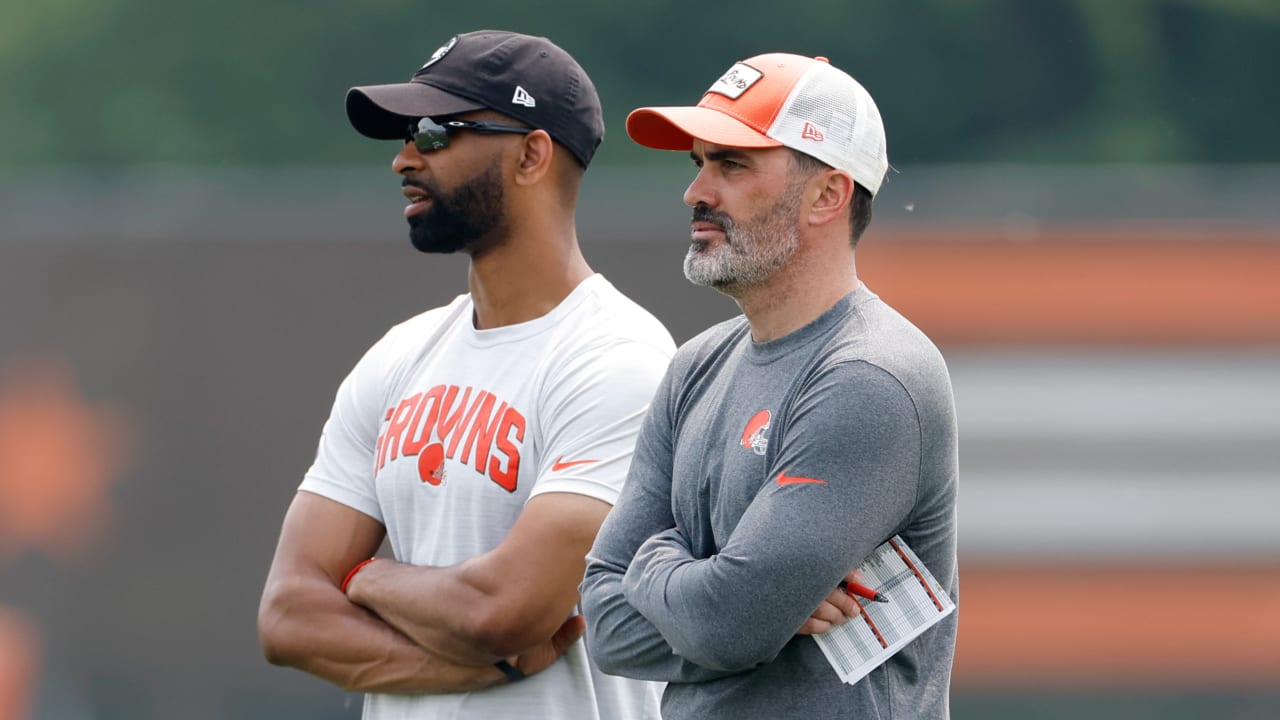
405, 160, 506, 254
683, 178, 804, 293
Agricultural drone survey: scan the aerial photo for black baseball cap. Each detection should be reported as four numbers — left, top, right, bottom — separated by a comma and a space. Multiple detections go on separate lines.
346, 30, 604, 168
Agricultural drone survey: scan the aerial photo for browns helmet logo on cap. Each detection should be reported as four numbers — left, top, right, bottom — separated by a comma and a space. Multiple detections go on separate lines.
420, 36, 458, 70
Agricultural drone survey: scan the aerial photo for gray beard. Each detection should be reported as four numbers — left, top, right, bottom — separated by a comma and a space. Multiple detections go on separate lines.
683, 186, 803, 292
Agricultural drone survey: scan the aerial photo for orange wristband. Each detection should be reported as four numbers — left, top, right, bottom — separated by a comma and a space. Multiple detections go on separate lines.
340, 557, 378, 594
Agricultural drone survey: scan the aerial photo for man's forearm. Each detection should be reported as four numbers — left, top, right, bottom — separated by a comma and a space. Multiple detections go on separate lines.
344, 558, 507, 665
581, 557, 738, 684
260, 574, 504, 693
292, 618, 505, 694
623, 528, 802, 672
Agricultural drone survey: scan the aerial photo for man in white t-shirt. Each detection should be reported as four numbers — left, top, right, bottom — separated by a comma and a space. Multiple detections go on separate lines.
258, 30, 672, 719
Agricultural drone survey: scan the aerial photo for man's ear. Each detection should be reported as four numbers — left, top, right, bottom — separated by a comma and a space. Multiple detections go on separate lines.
513, 129, 555, 186
807, 169, 855, 229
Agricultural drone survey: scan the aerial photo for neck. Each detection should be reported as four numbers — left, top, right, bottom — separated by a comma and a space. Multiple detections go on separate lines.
466, 213, 592, 329
733, 245, 859, 343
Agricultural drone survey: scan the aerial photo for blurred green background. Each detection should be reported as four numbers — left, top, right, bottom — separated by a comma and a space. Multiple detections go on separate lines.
2, 1, 1279, 719
4, 0, 1279, 167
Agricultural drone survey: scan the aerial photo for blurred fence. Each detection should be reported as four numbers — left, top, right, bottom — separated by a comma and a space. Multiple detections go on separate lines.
2, 163, 1278, 719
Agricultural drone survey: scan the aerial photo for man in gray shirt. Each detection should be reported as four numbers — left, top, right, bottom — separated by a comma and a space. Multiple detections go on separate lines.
580, 52, 959, 719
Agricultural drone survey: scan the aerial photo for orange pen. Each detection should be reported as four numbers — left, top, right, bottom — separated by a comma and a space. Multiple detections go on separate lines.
839, 579, 889, 603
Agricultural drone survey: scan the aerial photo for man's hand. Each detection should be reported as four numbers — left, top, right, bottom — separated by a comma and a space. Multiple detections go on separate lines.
506, 615, 586, 677
796, 569, 864, 636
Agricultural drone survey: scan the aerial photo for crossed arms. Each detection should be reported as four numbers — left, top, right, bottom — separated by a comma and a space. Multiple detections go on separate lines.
581, 360, 919, 679
257, 489, 607, 692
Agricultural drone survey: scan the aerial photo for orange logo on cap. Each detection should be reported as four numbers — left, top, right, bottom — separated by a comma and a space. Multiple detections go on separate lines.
801, 122, 825, 142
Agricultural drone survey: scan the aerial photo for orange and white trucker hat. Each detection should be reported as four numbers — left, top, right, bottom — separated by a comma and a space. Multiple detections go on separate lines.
626, 53, 888, 195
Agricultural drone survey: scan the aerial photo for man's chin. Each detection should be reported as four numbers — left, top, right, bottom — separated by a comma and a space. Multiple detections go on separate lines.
683, 259, 733, 290
409, 236, 466, 254
408, 221, 468, 254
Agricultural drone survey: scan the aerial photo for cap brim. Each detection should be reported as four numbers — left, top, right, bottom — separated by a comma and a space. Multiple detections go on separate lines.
626, 106, 783, 151
346, 81, 487, 140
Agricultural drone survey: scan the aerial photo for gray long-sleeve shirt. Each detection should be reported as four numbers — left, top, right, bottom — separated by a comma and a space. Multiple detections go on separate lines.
581, 287, 958, 719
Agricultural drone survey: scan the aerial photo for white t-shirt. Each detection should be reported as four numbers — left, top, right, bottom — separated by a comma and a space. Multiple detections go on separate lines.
300, 274, 672, 720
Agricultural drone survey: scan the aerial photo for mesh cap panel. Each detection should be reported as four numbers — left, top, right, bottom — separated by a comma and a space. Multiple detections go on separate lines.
768, 63, 888, 195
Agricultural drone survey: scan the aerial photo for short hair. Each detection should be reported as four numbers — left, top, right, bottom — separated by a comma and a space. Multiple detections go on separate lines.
463, 108, 586, 201
789, 149, 874, 247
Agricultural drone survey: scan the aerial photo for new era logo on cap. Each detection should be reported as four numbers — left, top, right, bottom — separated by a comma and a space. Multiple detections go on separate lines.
625, 53, 889, 195
512, 86, 536, 108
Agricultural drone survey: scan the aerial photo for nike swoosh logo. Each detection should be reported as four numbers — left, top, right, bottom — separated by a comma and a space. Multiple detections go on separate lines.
776, 470, 827, 486
552, 457, 600, 472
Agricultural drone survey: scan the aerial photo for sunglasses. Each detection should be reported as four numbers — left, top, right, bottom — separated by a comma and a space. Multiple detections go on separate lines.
406, 117, 533, 153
